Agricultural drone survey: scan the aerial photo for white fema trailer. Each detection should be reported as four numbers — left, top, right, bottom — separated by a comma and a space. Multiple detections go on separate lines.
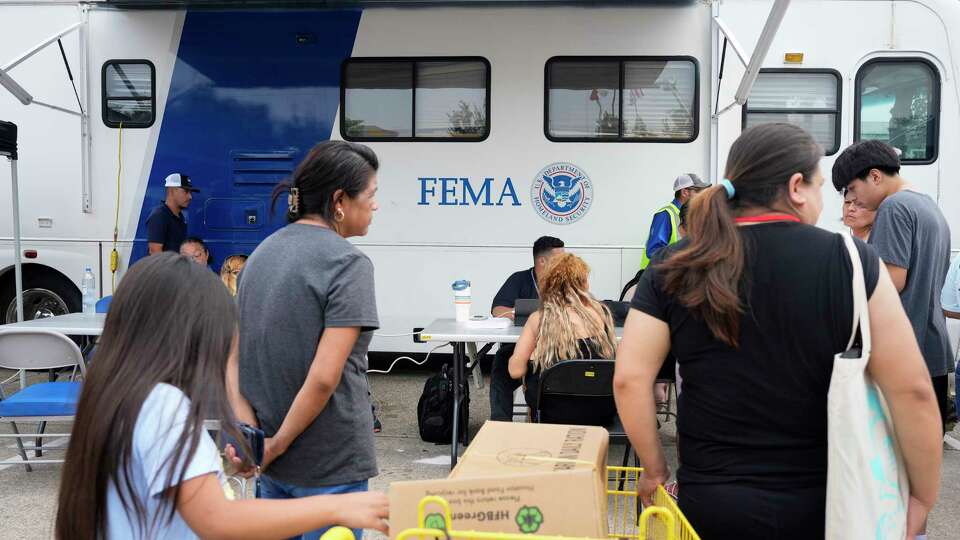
1, 0, 957, 353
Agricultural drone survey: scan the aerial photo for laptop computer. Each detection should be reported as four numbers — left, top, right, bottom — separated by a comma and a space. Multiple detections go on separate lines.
513, 298, 540, 327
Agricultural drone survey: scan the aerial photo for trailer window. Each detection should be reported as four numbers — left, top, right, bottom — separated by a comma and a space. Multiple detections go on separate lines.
855, 59, 939, 163
547, 61, 620, 139
342, 58, 490, 142
545, 57, 699, 142
743, 70, 841, 155
102, 61, 155, 128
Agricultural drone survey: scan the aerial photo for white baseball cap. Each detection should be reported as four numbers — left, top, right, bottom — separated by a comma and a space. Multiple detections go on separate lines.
164, 172, 200, 192
673, 173, 710, 192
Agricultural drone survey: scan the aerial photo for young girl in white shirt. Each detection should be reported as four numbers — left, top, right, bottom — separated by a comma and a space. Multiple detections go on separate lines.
56, 252, 388, 539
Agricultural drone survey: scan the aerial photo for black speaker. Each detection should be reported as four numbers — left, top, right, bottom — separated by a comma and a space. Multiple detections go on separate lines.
0, 120, 17, 159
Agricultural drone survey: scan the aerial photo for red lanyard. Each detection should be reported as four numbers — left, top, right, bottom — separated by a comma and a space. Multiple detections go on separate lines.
734, 213, 802, 224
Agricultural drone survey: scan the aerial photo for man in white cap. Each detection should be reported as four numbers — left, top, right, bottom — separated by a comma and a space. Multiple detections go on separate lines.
146, 172, 200, 255
638, 173, 710, 271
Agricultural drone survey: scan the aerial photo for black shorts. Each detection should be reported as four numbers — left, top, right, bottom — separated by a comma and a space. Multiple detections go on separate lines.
679, 482, 825, 540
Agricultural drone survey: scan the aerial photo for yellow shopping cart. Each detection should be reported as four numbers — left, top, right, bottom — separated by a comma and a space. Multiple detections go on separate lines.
396, 466, 700, 540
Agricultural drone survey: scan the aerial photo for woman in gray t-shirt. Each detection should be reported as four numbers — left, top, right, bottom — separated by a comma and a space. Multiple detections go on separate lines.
233, 141, 381, 540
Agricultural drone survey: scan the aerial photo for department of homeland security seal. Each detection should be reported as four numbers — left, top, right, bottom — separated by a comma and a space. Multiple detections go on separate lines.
531, 162, 593, 225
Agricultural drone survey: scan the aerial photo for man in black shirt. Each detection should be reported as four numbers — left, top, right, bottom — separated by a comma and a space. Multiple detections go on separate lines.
146, 172, 199, 254
489, 236, 564, 421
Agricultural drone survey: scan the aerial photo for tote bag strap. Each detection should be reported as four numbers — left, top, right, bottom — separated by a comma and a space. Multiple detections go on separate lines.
842, 233, 872, 357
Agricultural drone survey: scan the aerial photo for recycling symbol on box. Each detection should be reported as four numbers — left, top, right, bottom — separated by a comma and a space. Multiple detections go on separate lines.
516, 506, 544, 534
424, 513, 446, 530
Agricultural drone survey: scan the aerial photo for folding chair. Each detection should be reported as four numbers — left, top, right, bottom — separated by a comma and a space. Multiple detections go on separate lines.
534, 359, 637, 468
95, 295, 112, 313
0, 329, 86, 471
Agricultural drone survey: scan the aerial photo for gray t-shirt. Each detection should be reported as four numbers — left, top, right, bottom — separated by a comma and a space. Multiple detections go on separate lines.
238, 223, 379, 486
869, 190, 953, 376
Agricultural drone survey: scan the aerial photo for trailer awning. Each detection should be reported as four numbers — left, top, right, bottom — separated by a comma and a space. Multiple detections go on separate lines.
96, 0, 697, 8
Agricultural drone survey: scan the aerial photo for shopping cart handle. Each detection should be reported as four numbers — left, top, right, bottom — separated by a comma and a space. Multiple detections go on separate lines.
319, 526, 355, 540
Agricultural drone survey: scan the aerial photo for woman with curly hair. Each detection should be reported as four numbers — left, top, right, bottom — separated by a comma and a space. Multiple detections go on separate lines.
508, 253, 617, 424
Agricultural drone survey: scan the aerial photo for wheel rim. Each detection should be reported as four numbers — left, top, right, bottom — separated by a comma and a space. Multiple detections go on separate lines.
4, 288, 71, 324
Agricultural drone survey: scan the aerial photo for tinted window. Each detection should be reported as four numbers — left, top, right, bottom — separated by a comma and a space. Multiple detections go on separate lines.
547, 61, 620, 139
745, 71, 840, 154
623, 60, 696, 140
545, 57, 698, 142
342, 58, 490, 141
344, 62, 414, 138
102, 61, 155, 128
856, 60, 939, 162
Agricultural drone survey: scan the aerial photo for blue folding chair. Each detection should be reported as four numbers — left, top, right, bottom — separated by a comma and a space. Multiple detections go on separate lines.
95, 295, 112, 313
0, 329, 86, 471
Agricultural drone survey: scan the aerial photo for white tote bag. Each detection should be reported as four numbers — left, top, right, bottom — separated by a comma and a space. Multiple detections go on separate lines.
825, 234, 910, 539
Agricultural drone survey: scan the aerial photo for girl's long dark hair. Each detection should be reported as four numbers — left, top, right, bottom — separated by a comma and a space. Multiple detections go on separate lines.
56, 253, 248, 539
657, 123, 822, 347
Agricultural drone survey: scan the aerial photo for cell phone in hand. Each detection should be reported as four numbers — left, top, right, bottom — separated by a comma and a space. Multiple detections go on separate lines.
224, 423, 265, 466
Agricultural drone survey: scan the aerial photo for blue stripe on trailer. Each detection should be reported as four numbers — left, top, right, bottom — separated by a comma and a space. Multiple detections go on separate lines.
132, 10, 362, 269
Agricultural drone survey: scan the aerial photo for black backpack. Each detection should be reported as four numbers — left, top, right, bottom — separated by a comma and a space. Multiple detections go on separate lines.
417, 364, 469, 444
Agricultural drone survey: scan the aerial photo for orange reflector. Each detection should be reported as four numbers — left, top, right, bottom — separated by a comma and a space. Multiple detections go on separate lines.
784, 52, 804, 64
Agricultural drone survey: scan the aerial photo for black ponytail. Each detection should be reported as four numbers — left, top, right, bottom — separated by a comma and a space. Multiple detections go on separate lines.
271, 141, 379, 224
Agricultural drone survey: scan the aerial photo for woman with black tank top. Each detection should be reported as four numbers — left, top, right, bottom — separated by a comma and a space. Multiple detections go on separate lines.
508, 253, 617, 424
614, 124, 942, 539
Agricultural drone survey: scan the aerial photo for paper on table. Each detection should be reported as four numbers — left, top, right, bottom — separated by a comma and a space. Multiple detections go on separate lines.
465, 317, 511, 329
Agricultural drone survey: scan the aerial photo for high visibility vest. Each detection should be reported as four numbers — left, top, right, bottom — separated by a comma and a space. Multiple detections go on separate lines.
639, 204, 680, 270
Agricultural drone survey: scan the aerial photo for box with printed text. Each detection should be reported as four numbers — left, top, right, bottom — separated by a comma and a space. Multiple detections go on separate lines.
389, 421, 609, 539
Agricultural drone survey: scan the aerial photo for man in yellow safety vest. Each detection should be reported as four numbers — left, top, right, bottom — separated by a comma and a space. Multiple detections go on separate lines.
639, 173, 710, 270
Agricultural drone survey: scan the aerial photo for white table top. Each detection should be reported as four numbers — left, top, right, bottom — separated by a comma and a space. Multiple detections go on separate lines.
1, 312, 106, 336
421, 318, 623, 343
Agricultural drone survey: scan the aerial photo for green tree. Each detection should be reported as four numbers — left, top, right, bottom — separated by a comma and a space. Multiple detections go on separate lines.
447, 101, 486, 137
343, 116, 366, 137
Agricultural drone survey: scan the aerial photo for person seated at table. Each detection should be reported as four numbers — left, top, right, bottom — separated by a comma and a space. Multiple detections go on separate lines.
219, 254, 248, 296
508, 253, 617, 425
489, 236, 565, 421
180, 237, 211, 268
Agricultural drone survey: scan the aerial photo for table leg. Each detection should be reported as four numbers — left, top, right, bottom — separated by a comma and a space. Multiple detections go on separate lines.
450, 341, 463, 468
460, 342, 470, 446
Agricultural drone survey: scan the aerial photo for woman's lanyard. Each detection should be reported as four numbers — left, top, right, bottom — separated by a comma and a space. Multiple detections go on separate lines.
531, 269, 539, 296
734, 213, 801, 224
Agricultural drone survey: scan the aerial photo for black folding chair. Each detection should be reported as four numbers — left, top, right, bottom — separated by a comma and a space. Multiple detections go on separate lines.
534, 359, 637, 472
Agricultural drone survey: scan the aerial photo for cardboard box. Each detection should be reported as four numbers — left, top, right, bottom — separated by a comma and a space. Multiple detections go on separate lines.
389, 421, 609, 539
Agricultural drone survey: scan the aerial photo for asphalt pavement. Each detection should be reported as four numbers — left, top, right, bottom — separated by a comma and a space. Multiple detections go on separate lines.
0, 369, 957, 539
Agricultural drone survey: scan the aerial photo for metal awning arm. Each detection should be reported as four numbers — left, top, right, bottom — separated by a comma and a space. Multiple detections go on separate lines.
714, 0, 792, 117
712, 16, 749, 68
2, 22, 83, 72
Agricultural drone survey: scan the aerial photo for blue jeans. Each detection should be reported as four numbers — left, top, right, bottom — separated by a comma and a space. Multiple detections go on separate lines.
260, 475, 368, 540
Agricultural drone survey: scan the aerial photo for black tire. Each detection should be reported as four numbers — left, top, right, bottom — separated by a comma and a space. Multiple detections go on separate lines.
0, 270, 81, 324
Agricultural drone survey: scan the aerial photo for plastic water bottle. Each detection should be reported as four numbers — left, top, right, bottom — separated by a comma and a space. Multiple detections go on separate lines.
81, 266, 96, 314
452, 279, 471, 322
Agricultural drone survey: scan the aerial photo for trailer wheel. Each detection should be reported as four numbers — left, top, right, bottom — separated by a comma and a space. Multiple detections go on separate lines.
1, 272, 80, 324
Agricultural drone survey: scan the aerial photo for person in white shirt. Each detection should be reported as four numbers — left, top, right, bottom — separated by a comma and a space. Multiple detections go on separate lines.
55, 252, 389, 540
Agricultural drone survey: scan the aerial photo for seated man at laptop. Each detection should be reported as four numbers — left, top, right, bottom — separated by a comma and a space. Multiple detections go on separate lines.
489, 236, 565, 421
